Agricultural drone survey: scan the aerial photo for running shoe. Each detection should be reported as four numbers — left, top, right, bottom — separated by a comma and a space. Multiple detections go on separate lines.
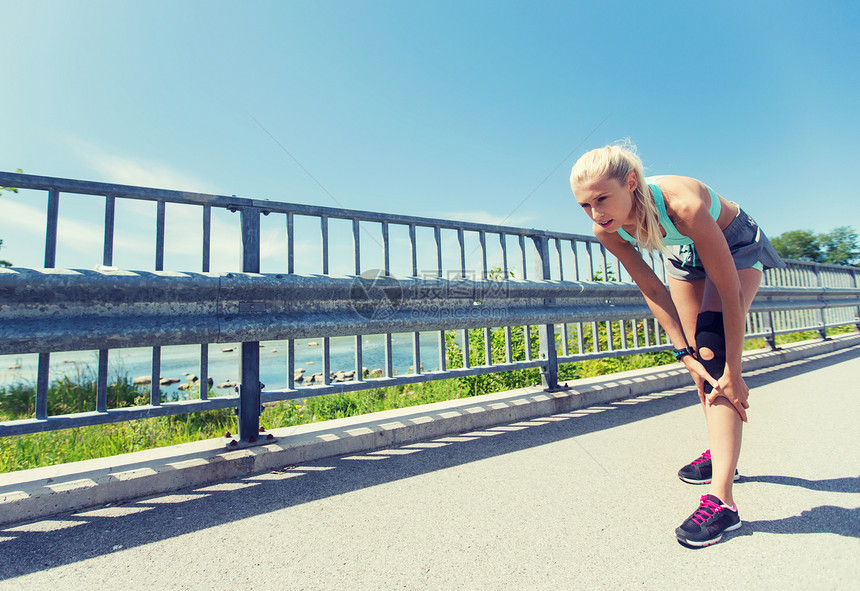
676, 494, 742, 547
678, 450, 740, 484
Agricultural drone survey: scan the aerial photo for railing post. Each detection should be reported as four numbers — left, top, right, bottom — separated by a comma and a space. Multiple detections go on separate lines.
853, 269, 860, 332
761, 270, 778, 350
239, 206, 262, 441
812, 266, 829, 340
532, 234, 559, 391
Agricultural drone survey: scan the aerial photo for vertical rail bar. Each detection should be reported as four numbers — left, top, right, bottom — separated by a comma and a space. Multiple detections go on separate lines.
409, 224, 418, 277
96, 349, 108, 412
853, 269, 860, 331
524, 325, 533, 360
479, 231, 491, 364
38, 190, 58, 418
533, 235, 558, 390
354, 335, 363, 381
812, 266, 827, 339
103, 196, 115, 266
479, 231, 488, 279
435, 225, 446, 370
643, 316, 651, 347
599, 243, 608, 281
461, 329, 471, 369
353, 218, 363, 381
556, 238, 564, 281
199, 345, 209, 400
239, 206, 262, 440
288, 339, 296, 390
562, 322, 570, 356
151, 347, 161, 406
382, 221, 390, 276
353, 220, 362, 273
519, 235, 528, 280
152, 200, 166, 407
323, 337, 331, 385
500, 233, 509, 278
36, 353, 49, 420
434, 226, 443, 278
44, 189, 59, 268
201, 204, 211, 399
320, 215, 329, 275
202, 205, 211, 273
575, 321, 584, 354
385, 334, 394, 377
410, 224, 420, 372
155, 200, 165, 271
413, 331, 422, 374
632, 318, 640, 349
286, 213, 295, 274
457, 228, 466, 278
585, 242, 594, 280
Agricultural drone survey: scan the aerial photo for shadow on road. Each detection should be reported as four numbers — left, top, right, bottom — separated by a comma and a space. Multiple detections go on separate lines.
1, 343, 858, 578
741, 475, 860, 494
732, 506, 860, 540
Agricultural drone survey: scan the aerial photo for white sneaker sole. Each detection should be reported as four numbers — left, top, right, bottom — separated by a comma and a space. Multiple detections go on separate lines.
678, 471, 741, 485
677, 520, 743, 547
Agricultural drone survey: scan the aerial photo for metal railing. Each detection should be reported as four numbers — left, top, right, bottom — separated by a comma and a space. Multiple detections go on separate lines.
1, 171, 859, 440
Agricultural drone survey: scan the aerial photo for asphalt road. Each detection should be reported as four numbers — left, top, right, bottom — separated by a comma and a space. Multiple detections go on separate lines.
1, 345, 858, 590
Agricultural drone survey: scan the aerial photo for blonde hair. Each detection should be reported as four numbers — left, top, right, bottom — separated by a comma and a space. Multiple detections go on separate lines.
570, 140, 664, 252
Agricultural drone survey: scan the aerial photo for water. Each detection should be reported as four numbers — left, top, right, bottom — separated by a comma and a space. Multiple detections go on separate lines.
0, 333, 446, 400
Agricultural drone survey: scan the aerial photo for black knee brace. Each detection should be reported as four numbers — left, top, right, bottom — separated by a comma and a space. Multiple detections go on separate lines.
695, 311, 726, 394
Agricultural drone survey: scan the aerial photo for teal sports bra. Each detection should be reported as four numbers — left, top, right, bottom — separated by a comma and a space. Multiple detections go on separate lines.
617, 177, 721, 246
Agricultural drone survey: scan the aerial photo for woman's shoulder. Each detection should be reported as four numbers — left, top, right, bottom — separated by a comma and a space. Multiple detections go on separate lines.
645, 174, 700, 187
651, 176, 712, 218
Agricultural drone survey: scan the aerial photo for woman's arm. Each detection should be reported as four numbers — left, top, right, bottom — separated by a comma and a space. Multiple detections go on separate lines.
593, 223, 722, 393
662, 177, 749, 420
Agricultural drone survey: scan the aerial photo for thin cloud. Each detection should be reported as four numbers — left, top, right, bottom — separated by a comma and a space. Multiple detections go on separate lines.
63, 136, 218, 193
437, 210, 538, 228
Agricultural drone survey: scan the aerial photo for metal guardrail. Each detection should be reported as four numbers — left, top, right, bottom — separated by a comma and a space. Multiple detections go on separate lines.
1, 171, 859, 440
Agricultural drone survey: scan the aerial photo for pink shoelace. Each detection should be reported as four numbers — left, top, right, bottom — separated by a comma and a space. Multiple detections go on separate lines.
691, 495, 723, 525
691, 450, 711, 465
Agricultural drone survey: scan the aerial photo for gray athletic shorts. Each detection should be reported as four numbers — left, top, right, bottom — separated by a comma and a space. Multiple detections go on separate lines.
665, 207, 785, 282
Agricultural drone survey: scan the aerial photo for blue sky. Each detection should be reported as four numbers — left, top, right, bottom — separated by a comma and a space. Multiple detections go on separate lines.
1, 0, 858, 273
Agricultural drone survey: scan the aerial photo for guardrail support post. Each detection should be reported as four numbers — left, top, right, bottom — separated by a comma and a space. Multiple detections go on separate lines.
761, 272, 778, 350
853, 269, 860, 332
812, 266, 829, 340
238, 206, 262, 441
532, 235, 559, 391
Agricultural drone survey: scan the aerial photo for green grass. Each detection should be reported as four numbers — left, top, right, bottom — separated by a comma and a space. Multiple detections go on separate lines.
2, 325, 855, 472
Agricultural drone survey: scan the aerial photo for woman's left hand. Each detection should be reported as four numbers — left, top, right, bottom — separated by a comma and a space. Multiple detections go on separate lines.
707, 373, 750, 422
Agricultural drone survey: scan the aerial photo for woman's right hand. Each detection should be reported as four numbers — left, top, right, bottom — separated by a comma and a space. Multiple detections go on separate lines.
681, 355, 721, 404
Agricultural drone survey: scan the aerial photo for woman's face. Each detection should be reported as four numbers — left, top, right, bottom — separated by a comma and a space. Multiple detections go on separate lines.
572, 172, 637, 233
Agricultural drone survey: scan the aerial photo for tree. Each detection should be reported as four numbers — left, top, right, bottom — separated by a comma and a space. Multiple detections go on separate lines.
819, 226, 859, 266
770, 230, 822, 262
771, 226, 859, 267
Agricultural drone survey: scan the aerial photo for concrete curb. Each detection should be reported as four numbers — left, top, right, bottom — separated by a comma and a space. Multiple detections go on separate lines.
2, 333, 858, 526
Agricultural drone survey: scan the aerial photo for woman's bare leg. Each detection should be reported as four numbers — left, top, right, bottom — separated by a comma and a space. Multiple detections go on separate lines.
667, 277, 705, 349
700, 267, 762, 505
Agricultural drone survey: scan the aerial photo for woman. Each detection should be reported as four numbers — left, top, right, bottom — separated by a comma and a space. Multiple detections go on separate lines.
569, 141, 784, 547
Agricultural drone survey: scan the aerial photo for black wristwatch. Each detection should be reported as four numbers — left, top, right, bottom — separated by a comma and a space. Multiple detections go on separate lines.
672, 347, 694, 361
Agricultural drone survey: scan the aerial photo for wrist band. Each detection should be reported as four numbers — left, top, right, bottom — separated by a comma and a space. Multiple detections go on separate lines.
672, 347, 693, 361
